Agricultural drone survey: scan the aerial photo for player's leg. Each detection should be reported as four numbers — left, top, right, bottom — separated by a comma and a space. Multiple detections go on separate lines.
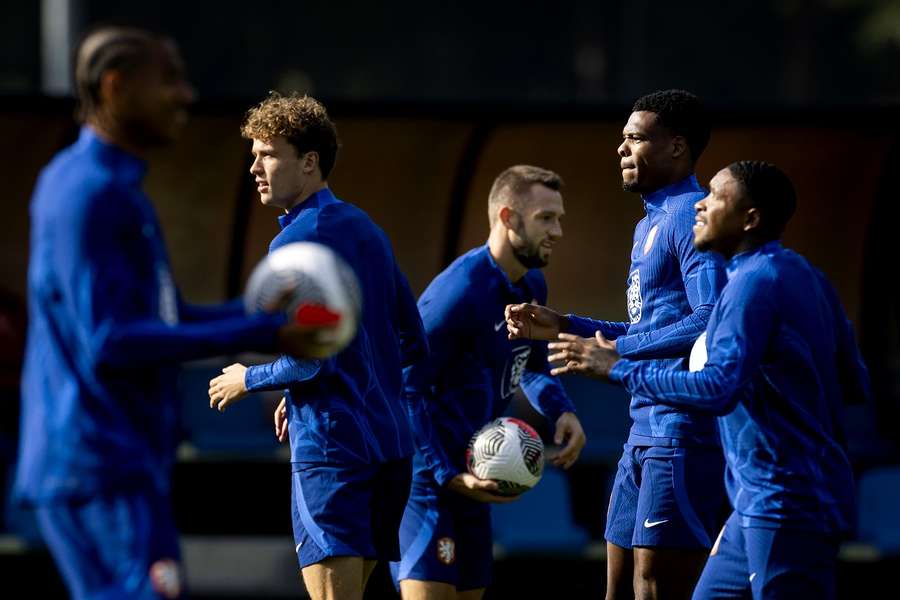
35, 486, 184, 600
604, 445, 640, 600
302, 557, 365, 600
633, 547, 707, 600
691, 512, 751, 600
400, 579, 458, 600
631, 446, 726, 600
362, 559, 378, 589
745, 525, 839, 600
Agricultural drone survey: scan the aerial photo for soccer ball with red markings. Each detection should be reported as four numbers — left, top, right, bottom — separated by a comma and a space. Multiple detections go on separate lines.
466, 417, 544, 495
244, 242, 362, 357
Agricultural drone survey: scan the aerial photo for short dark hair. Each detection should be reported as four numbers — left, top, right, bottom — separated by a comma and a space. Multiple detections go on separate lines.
727, 160, 797, 240
488, 165, 563, 227
241, 93, 340, 179
632, 89, 710, 163
74, 26, 160, 122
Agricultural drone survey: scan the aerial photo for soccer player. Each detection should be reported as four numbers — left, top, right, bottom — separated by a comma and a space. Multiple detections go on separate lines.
14, 27, 316, 600
549, 161, 868, 599
506, 90, 728, 599
206, 94, 428, 600
390, 165, 586, 600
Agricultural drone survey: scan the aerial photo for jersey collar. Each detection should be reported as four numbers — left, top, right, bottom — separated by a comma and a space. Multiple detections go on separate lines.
726, 240, 783, 279
641, 174, 702, 214
278, 187, 334, 230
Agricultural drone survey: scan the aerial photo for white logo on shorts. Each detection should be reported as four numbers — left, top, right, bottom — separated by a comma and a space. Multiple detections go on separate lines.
643, 518, 669, 528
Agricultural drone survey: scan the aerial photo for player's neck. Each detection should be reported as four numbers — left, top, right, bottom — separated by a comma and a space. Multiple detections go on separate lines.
86, 119, 149, 159
488, 228, 528, 283
284, 181, 328, 213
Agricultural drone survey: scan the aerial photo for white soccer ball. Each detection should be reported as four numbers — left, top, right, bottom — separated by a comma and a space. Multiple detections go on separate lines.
689, 332, 708, 372
466, 417, 544, 495
244, 242, 362, 357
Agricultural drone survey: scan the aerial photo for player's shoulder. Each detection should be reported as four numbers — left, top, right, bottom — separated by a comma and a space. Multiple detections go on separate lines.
420, 247, 486, 310
33, 147, 125, 223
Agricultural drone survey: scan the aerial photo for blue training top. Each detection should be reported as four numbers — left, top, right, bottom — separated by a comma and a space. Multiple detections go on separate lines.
244, 187, 428, 466
565, 175, 726, 447
15, 127, 283, 504
404, 245, 576, 487
611, 241, 869, 534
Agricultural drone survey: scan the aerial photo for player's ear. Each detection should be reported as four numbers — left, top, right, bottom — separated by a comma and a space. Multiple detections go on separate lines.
498, 206, 518, 229
98, 69, 125, 108
671, 135, 688, 160
743, 207, 761, 233
301, 151, 320, 175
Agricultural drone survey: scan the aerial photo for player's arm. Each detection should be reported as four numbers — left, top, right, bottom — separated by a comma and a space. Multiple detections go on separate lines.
519, 365, 585, 469
609, 274, 774, 415
613, 219, 726, 360
177, 296, 245, 322
403, 291, 466, 488
505, 303, 629, 341
564, 314, 630, 340
394, 264, 429, 368
817, 271, 872, 405
58, 190, 286, 371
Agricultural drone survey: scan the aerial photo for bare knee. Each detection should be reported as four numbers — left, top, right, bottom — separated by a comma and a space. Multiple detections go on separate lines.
399, 578, 458, 600
302, 556, 365, 600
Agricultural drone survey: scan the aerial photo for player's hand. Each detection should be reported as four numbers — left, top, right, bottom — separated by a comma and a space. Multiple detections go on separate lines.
549, 411, 586, 469
505, 303, 564, 341
274, 397, 288, 443
208, 363, 249, 412
548, 331, 620, 379
447, 473, 520, 504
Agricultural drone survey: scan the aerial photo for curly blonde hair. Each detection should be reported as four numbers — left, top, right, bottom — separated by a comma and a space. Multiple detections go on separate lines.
241, 93, 340, 178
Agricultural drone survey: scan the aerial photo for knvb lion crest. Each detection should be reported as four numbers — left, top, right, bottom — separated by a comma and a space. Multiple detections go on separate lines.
436, 537, 456, 565
627, 269, 642, 324
501, 346, 531, 398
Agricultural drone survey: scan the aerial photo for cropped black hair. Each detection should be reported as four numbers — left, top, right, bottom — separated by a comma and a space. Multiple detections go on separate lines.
727, 160, 797, 240
632, 89, 710, 163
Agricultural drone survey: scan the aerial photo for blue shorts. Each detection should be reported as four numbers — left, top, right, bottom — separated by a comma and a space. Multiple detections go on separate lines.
605, 443, 726, 550
692, 511, 839, 599
390, 480, 493, 592
291, 456, 412, 569
35, 486, 183, 600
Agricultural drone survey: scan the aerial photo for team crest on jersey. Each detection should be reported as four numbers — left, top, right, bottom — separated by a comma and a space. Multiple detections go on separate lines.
501, 346, 531, 398
643, 225, 659, 255
149, 558, 182, 599
627, 269, 642, 324
436, 537, 456, 565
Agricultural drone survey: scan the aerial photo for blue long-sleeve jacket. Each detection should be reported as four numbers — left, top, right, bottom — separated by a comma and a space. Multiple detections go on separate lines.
404, 245, 576, 487
244, 188, 428, 465
610, 241, 867, 534
565, 175, 726, 446
14, 128, 283, 503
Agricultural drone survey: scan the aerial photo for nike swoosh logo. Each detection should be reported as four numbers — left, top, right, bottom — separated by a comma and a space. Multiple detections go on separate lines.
643, 518, 669, 528
494, 320, 506, 331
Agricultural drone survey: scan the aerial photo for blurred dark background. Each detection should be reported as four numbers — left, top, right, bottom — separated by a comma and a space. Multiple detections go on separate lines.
1, 1, 900, 598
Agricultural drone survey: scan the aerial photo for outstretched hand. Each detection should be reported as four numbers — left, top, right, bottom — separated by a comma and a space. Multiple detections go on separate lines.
548, 331, 620, 379
208, 363, 249, 411
505, 303, 564, 341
